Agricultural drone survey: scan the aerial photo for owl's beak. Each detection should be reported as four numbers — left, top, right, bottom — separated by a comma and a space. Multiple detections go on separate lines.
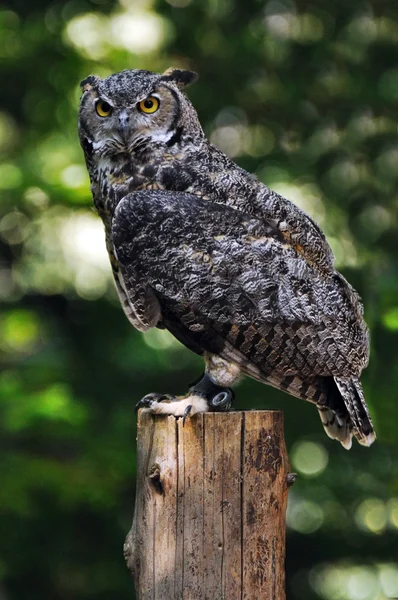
118, 110, 129, 139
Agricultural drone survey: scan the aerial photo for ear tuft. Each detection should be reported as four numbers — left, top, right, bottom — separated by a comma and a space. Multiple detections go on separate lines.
80, 75, 100, 92
161, 68, 198, 88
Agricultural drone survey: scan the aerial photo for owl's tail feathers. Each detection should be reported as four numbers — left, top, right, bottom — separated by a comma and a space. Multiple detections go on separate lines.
318, 377, 375, 450
317, 405, 353, 450
334, 377, 376, 447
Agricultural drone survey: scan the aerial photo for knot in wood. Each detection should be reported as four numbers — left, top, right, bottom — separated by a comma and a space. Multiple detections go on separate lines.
148, 463, 164, 495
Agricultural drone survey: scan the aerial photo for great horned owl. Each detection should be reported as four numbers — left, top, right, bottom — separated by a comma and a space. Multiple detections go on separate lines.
78, 67, 375, 449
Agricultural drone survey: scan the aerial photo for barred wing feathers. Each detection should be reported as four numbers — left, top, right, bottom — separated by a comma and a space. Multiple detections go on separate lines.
112, 190, 374, 447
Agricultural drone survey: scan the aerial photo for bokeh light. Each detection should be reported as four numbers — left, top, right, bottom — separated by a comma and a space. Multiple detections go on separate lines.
287, 495, 324, 533
355, 498, 388, 535
291, 441, 329, 477
310, 563, 398, 600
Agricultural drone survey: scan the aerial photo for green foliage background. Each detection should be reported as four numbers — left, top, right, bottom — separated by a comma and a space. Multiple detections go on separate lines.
1, 0, 398, 598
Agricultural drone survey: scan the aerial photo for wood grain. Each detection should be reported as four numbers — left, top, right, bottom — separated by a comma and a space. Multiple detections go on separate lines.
124, 410, 289, 600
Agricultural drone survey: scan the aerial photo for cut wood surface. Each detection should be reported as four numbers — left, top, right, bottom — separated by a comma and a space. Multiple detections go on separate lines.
124, 410, 290, 600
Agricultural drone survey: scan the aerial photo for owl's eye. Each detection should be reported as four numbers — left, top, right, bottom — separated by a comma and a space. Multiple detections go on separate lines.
96, 100, 113, 117
138, 97, 160, 114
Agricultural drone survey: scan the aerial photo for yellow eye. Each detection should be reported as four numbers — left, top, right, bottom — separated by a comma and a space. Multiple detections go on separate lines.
138, 96, 159, 114
96, 100, 112, 117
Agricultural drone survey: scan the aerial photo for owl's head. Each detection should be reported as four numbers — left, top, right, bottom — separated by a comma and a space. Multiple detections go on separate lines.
78, 67, 202, 160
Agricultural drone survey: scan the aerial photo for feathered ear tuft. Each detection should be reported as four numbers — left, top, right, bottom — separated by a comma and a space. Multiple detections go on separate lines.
80, 75, 100, 92
161, 68, 198, 88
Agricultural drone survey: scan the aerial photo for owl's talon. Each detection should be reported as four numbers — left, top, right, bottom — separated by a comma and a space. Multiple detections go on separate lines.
136, 393, 207, 416
182, 405, 192, 426
135, 393, 176, 412
136, 374, 234, 417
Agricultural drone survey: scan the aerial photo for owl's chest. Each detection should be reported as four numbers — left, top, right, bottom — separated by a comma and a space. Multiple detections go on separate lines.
93, 152, 217, 232
93, 159, 161, 230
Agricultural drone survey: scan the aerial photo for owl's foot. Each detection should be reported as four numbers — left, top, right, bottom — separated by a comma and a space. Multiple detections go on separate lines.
136, 393, 208, 418
136, 373, 234, 419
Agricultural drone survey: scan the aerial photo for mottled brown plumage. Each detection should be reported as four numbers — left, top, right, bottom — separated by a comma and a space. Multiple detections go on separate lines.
78, 67, 375, 448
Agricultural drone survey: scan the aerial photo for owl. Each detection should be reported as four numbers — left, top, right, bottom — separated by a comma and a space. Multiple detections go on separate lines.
78, 67, 375, 449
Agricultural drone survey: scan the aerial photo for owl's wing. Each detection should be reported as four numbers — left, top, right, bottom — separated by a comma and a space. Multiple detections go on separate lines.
184, 151, 335, 273
214, 165, 335, 273
253, 186, 335, 274
105, 236, 161, 332
112, 189, 369, 386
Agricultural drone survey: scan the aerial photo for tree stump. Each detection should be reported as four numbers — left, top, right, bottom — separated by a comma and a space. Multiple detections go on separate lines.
124, 410, 290, 600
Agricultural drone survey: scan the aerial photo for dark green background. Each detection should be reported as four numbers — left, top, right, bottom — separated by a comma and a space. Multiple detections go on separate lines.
1, 0, 397, 598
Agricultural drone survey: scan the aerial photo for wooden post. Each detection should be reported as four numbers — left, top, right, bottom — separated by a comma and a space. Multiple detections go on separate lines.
124, 410, 290, 600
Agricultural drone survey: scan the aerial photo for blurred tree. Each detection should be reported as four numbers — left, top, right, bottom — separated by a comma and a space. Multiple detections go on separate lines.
0, 0, 397, 599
